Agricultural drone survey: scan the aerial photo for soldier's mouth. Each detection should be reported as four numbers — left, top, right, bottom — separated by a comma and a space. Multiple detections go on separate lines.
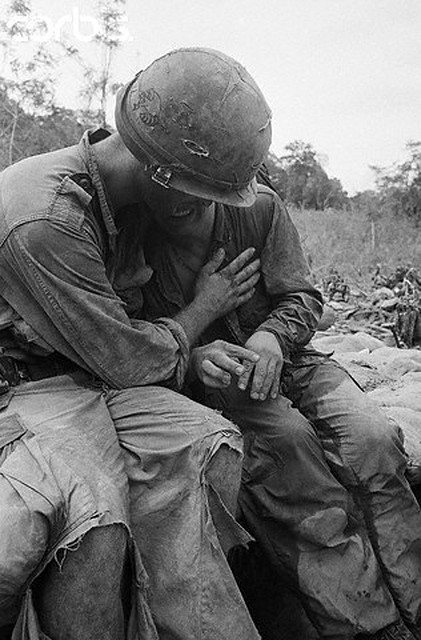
171, 208, 194, 218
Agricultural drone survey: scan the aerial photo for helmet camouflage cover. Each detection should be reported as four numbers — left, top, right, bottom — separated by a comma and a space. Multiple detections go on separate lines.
115, 47, 272, 207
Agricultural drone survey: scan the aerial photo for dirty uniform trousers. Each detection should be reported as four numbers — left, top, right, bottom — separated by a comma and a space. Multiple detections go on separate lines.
0, 373, 259, 640
203, 355, 421, 639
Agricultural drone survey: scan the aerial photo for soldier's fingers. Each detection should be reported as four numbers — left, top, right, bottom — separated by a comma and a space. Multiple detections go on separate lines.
200, 248, 225, 275
201, 359, 232, 388
234, 259, 260, 285
236, 288, 256, 307
237, 360, 255, 391
224, 343, 260, 364
270, 363, 283, 400
249, 360, 269, 400
220, 248, 256, 277
209, 351, 248, 377
256, 358, 277, 401
237, 272, 260, 296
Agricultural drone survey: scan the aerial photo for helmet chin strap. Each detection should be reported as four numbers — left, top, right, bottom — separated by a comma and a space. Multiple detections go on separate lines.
150, 166, 172, 189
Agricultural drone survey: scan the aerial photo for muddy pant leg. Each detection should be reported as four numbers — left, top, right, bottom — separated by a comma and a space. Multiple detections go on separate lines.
288, 357, 421, 631
204, 382, 399, 638
106, 386, 260, 640
0, 375, 156, 640
207, 443, 242, 516
33, 525, 129, 640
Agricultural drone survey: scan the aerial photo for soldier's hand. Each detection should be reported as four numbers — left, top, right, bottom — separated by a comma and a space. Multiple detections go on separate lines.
194, 248, 260, 319
237, 331, 284, 401
190, 340, 260, 389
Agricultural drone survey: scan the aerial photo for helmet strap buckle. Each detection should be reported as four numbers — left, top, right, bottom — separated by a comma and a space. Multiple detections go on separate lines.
151, 166, 172, 189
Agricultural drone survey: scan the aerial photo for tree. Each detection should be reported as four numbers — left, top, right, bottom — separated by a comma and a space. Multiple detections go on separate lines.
0, 0, 130, 167
266, 141, 347, 210
0, 0, 57, 164
75, 0, 127, 127
372, 141, 421, 223
0, 80, 88, 170
264, 151, 288, 199
1, 0, 128, 133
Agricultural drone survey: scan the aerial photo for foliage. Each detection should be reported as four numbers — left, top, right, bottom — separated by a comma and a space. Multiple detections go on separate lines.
0, 0, 130, 168
290, 205, 421, 289
74, 0, 127, 126
266, 141, 348, 211
371, 141, 421, 223
0, 79, 88, 170
0, 0, 58, 163
264, 151, 288, 199
348, 190, 380, 217
0, 0, 127, 135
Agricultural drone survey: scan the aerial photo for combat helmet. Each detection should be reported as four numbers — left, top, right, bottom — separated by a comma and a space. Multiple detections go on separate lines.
115, 47, 272, 207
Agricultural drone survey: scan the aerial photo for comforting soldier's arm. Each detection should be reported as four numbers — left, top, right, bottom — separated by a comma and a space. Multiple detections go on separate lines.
0, 217, 257, 390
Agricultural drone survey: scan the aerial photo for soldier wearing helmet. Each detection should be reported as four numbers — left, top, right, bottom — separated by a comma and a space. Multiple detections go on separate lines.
123, 54, 421, 640
114, 47, 271, 207
0, 48, 271, 640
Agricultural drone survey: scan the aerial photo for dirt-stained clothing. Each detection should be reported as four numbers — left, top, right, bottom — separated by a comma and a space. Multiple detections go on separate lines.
0, 130, 259, 640
139, 185, 324, 360
0, 130, 188, 389
141, 187, 421, 638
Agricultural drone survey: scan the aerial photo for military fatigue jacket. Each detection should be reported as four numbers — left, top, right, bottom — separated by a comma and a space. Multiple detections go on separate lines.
0, 130, 188, 389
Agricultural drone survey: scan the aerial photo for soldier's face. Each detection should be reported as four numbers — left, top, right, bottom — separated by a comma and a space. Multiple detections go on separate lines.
142, 179, 213, 235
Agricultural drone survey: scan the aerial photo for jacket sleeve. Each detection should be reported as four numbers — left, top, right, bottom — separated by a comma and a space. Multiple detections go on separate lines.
0, 214, 189, 390
255, 195, 324, 359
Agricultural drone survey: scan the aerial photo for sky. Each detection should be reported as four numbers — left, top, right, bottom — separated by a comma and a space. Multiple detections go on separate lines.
2, 0, 421, 194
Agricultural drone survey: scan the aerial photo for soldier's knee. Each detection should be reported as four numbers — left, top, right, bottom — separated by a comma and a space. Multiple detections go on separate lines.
253, 408, 319, 454
345, 406, 408, 482
350, 402, 403, 454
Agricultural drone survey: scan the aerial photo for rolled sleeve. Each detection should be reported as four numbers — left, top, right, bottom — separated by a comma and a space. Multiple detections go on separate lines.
131, 317, 190, 390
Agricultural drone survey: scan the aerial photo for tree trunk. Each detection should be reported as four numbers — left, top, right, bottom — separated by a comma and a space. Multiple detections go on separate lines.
370, 219, 376, 251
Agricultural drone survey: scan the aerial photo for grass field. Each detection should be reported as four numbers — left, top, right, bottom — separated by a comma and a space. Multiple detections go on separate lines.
289, 206, 421, 291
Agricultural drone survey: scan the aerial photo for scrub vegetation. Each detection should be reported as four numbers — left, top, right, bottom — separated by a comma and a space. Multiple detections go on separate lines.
290, 205, 421, 289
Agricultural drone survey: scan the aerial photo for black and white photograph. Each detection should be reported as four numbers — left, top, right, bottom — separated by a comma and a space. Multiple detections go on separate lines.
0, 1, 420, 639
